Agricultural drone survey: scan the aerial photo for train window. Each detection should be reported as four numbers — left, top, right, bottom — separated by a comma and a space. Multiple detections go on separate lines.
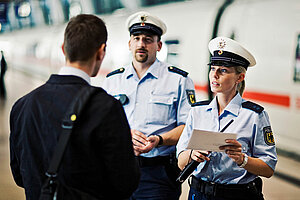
93, 0, 123, 14
140, 0, 185, 7
294, 34, 300, 82
164, 39, 180, 66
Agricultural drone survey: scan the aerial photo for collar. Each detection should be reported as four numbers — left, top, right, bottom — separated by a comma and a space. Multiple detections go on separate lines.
125, 59, 160, 79
58, 66, 91, 84
207, 93, 242, 117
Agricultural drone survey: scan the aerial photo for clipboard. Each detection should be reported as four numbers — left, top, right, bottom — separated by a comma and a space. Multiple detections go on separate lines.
186, 129, 237, 152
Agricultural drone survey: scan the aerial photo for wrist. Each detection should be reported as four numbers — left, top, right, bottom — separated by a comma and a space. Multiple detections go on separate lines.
156, 135, 163, 147
238, 153, 248, 168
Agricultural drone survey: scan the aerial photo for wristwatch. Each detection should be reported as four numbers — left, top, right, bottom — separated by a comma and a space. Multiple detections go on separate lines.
156, 135, 163, 147
238, 153, 248, 168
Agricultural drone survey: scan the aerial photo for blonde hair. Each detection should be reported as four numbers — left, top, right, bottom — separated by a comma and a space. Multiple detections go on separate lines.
235, 66, 247, 96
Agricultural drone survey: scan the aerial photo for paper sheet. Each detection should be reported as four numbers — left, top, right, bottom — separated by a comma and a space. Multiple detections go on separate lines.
187, 129, 237, 152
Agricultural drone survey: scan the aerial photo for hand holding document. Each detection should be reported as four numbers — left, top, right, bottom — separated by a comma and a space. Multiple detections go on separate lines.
187, 129, 237, 152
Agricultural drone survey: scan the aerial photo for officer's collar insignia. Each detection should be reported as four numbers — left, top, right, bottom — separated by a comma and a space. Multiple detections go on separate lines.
186, 90, 196, 105
218, 50, 223, 55
217, 38, 226, 49
140, 15, 147, 26
263, 126, 275, 146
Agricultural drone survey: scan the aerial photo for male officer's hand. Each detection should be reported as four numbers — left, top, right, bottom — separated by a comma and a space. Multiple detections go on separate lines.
131, 130, 159, 155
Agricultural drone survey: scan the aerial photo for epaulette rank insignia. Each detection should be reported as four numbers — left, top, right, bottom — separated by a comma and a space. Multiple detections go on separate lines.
106, 67, 125, 78
168, 66, 188, 77
242, 101, 264, 113
192, 100, 211, 107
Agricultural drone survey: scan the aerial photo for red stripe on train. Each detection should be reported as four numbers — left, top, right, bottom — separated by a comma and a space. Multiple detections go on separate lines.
193, 83, 290, 108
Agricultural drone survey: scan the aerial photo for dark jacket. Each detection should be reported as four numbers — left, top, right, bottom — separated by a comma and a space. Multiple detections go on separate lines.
10, 75, 140, 200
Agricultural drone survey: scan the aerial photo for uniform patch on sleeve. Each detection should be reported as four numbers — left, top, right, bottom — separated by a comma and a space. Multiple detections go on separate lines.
263, 126, 275, 146
186, 90, 196, 105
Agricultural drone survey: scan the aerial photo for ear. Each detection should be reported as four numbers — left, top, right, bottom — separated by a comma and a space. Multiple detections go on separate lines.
61, 43, 65, 55
128, 39, 132, 51
237, 73, 245, 83
157, 41, 162, 52
96, 43, 106, 61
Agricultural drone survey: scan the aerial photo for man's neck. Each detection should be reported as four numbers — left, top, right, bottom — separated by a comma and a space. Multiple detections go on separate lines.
132, 60, 155, 79
66, 61, 92, 77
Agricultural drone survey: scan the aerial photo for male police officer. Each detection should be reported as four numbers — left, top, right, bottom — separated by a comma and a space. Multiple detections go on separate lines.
103, 11, 195, 199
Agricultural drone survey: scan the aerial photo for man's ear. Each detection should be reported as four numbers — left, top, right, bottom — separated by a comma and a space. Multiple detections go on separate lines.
61, 43, 65, 55
157, 41, 162, 52
96, 43, 106, 61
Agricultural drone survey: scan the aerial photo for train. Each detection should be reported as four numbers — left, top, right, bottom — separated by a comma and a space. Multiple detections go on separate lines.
0, 0, 300, 157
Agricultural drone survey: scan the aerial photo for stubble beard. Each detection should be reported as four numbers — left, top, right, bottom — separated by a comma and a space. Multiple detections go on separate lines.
134, 52, 148, 63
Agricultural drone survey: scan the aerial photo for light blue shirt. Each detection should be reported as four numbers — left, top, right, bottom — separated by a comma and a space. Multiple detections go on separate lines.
58, 66, 91, 84
103, 59, 195, 157
176, 93, 277, 184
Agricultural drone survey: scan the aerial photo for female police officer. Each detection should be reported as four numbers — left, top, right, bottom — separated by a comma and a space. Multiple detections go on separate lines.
176, 36, 277, 200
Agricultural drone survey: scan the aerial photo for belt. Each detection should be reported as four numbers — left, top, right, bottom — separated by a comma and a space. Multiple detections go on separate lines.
189, 176, 263, 199
135, 156, 171, 167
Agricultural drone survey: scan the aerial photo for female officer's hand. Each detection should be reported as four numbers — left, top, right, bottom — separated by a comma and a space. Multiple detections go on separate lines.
219, 139, 244, 165
191, 150, 210, 163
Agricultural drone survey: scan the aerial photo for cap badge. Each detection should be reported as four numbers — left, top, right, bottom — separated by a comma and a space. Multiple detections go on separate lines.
140, 15, 147, 26
217, 38, 226, 49
218, 50, 223, 55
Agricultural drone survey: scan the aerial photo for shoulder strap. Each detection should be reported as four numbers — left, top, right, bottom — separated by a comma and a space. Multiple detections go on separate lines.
168, 66, 188, 77
242, 101, 264, 114
192, 100, 211, 107
106, 67, 125, 78
46, 87, 99, 175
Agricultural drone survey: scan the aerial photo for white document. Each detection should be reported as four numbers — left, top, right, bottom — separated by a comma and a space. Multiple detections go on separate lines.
187, 129, 237, 152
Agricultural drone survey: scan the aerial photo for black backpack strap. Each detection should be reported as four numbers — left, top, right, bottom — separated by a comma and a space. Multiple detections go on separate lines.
46, 87, 99, 177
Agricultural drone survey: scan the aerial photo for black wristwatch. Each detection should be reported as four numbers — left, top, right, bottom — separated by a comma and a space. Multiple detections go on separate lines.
157, 135, 163, 146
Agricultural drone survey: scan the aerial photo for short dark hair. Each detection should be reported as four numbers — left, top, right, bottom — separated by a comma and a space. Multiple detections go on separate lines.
63, 14, 107, 62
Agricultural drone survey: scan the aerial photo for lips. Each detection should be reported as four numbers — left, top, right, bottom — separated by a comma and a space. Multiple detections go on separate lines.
136, 49, 147, 54
211, 81, 220, 86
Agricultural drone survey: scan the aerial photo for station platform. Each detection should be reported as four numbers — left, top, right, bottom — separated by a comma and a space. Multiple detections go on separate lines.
1, 68, 300, 200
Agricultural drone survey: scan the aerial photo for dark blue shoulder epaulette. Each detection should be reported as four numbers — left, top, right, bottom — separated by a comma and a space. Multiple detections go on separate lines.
192, 100, 211, 107
106, 67, 125, 78
242, 101, 264, 113
168, 66, 188, 77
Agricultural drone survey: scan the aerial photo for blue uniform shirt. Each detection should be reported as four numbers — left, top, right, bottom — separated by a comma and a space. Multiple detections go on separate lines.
103, 59, 195, 157
176, 93, 277, 184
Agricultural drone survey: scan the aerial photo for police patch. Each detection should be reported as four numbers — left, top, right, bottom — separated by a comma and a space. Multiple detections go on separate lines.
263, 126, 275, 146
186, 90, 196, 105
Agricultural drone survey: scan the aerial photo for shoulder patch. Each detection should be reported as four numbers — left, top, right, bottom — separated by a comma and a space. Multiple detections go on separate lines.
263, 126, 275, 146
186, 90, 196, 105
242, 101, 264, 113
168, 66, 188, 77
106, 68, 125, 78
192, 100, 211, 107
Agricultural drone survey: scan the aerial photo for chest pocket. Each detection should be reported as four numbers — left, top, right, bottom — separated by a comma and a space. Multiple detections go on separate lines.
147, 95, 174, 125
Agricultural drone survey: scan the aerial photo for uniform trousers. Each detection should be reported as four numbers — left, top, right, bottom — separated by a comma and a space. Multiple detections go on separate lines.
130, 158, 181, 200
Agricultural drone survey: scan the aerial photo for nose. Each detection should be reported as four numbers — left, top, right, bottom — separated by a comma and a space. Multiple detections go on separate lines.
137, 38, 146, 47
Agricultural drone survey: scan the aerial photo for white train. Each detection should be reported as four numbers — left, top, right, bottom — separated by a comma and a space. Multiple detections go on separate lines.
1, 0, 300, 157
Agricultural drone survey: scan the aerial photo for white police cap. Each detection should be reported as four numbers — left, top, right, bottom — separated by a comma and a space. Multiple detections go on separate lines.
208, 36, 256, 69
126, 11, 167, 36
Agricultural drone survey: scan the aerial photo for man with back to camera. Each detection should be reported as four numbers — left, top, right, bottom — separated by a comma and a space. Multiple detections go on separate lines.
103, 11, 195, 199
9, 14, 140, 200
